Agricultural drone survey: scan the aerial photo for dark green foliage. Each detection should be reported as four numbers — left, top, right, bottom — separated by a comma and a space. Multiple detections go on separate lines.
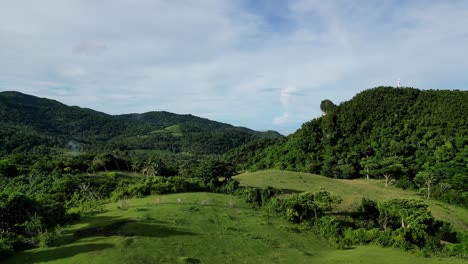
0, 238, 14, 260
266, 190, 342, 223
244, 87, 468, 206
0, 159, 18, 178
111, 177, 210, 201
350, 198, 459, 252
354, 198, 379, 229
237, 186, 281, 207
320, 99, 337, 115
0, 91, 281, 156
195, 159, 236, 182
0, 191, 71, 252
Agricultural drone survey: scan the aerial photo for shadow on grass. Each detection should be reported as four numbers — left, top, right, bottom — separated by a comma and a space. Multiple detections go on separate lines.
279, 188, 302, 194
6, 218, 198, 263
73, 219, 197, 240
4, 243, 114, 264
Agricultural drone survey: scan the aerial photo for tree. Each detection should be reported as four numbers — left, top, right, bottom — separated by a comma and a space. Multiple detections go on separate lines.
312, 188, 343, 218
377, 199, 429, 230
141, 163, 160, 176
360, 155, 376, 180
415, 170, 438, 200
367, 156, 405, 187
320, 99, 336, 115
195, 159, 236, 183
91, 154, 113, 172
131, 161, 142, 173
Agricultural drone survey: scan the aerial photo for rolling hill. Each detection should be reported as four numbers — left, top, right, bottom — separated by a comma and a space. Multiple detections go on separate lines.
0, 91, 281, 155
4, 192, 465, 264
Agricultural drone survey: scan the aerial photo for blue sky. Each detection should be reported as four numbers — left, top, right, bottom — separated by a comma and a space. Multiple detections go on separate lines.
1, 0, 468, 134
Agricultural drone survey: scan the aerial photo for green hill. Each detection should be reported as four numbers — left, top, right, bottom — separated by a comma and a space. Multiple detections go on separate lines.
0, 91, 281, 155
235, 170, 468, 231
237, 87, 468, 206
4, 193, 465, 264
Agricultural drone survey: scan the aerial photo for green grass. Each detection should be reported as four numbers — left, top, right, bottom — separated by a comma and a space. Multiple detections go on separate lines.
164, 125, 183, 136
5, 192, 466, 264
235, 170, 468, 231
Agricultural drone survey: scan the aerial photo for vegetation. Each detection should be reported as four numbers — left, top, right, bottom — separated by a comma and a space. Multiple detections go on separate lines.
3, 193, 466, 264
235, 170, 468, 231
1, 87, 467, 262
233, 87, 468, 206
0, 91, 281, 156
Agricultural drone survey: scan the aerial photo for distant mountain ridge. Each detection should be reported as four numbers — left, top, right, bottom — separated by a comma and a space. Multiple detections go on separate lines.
0, 91, 282, 155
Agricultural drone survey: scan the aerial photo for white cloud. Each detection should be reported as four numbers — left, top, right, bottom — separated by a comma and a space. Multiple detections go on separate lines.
273, 86, 300, 125
0, 0, 468, 134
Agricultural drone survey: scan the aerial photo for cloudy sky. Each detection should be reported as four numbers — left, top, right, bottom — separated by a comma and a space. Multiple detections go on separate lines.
1, 0, 468, 134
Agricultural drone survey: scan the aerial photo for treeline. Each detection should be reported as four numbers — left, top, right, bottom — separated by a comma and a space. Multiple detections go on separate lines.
233, 87, 468, 206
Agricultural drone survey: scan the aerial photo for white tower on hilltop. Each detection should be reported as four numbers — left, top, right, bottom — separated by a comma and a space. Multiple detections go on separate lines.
397, 78, 401, 88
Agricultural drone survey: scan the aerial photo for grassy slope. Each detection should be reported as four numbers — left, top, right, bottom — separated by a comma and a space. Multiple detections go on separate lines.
235, 170, 468, 231
4, 193, 465, 264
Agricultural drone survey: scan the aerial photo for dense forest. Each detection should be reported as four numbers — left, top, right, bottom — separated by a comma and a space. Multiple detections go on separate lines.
0, 91, 281, 156
230, 87, 468, 206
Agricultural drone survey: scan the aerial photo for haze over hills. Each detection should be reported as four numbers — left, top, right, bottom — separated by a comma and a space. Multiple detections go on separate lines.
0, 91, 282, 155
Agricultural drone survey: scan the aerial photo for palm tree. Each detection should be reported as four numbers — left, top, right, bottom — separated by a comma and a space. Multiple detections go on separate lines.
131, 161, 142, 173
141, 163, 159, 176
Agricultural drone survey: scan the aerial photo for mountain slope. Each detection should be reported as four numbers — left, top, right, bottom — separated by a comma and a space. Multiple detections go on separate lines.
0, 91, 282, 155
240, 87, 468, 206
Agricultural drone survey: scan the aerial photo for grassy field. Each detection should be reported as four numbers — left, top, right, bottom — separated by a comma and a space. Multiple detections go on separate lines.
235, 170, 468, 232
4, 192, 466, 264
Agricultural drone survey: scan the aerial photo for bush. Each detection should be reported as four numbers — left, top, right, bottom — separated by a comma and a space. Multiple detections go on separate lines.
237, 186, 280, 207
110, 176, 210, 201
38, 226, 66, 248
374, 230, 393, 247
343, 228, 373, 245
0, 238, 14, 260
265, 189, 341, 223
220, 179, 240, 194
310, 216, 341, 239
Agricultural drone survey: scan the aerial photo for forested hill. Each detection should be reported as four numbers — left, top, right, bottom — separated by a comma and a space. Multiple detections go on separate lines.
237, 87, 468, 205
0, 91, 282, 155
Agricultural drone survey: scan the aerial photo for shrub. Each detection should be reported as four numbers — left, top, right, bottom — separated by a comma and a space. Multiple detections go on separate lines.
374, 230, 393, 247
220, 179, 240, 194
343, 228, 372, 245
310, 216, 341, 240
237, 186, 281, 207
0, 238, 14, 260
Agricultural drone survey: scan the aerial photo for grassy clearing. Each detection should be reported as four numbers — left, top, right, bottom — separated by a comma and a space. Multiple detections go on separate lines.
5, 192, 465, 264
93, 171, 145, 180
235, 170, 468, 231
164, 125, 183, 136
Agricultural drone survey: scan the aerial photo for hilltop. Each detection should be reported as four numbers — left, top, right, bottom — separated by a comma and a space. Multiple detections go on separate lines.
233, 87, 468, 206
